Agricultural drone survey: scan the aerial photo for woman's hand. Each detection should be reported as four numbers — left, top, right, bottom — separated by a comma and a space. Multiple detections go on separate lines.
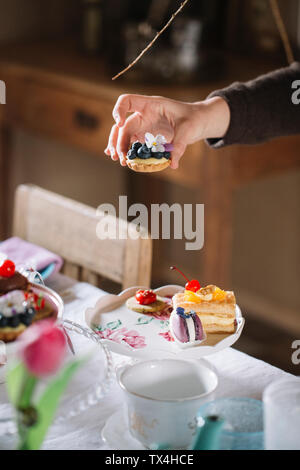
105, 94, 230, 169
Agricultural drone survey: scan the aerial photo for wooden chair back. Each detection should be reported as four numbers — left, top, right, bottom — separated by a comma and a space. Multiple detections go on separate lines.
13, 184, 152, 289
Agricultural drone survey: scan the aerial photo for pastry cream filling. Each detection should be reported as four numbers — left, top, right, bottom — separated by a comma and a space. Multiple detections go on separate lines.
204, 325, 235, 332
195, 315, 235, 326
174, 304, 235, 316
129, 157, 169, 165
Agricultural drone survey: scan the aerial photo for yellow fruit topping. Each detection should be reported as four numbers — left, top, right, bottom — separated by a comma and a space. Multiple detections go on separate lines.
212, 286, 227, 301
184, 285, 227, 303
184, 290, 202, 303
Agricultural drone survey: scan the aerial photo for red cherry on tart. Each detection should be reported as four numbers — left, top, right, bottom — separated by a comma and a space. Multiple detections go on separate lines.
127, 289, 166, 314
0, 259, 16, 278
170, 266, 201, 292
135, 289, 157, 305
24, 291, 46, 311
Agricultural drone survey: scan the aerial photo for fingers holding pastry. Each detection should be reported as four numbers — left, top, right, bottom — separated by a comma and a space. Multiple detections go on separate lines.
113, 94, 151, 127
116, 113, 142, 165
169, 142, 186, 170
105, 124, 119, 161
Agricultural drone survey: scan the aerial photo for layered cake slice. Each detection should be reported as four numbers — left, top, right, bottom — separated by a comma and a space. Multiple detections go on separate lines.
172, 285, 236, 334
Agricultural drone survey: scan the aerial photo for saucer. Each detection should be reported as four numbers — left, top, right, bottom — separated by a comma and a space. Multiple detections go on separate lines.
101, 409, 145, 450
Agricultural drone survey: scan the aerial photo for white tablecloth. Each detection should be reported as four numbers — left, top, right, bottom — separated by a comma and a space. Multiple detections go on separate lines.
4, 274, 294, 450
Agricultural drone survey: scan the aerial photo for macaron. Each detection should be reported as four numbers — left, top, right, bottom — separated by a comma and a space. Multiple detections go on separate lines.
170, 307, 205, 348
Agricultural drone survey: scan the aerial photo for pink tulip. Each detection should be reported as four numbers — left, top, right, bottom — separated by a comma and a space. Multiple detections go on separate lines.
18, 320, 66, 377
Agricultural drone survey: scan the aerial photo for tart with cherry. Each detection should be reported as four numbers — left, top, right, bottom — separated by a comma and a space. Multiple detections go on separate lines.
0, 258, 55, 342
126, 289, 167, 314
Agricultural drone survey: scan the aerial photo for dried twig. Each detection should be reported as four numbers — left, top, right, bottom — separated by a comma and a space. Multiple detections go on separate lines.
112, 0, 191, 80
269, 0, 294, 65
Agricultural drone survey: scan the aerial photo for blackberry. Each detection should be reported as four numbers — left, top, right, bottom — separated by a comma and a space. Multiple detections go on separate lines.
20, 313, 33, 326
8, 315, 21, 328
164, 152, 171, 159
0, 314, 8, 328
137, 146, 151, 159
127, 149, 137, 160
26, 306, 36, 317
153, 152, 164, 159
132, 141, 142, 151
141, 143, 150, 153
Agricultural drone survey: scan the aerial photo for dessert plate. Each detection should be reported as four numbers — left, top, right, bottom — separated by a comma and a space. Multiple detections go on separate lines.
85, 285, 245, 360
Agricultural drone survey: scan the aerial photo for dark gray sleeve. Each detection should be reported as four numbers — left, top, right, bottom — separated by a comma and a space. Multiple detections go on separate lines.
206, 62, 300, 148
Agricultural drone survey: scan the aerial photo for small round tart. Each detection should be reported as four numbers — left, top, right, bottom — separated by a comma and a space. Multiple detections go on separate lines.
126, 137, 172, 173
127, 157, 170, 173
126, 295, 167, 314
0, 286, 55, 342
0, 323, 26, 342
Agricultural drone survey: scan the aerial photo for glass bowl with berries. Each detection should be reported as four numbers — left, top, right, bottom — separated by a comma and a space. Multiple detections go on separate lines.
0, 258, 63, 345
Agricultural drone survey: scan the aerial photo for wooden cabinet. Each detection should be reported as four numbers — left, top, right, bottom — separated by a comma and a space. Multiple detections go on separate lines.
1, 75, 113, 156
0, 41, 300, 332
21, 83, 113, 154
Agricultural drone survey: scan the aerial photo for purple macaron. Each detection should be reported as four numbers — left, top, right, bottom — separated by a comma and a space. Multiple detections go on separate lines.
171, 307, 204, 344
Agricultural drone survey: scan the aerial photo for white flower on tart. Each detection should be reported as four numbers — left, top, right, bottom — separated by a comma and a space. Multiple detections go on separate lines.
145, 133, 167, 152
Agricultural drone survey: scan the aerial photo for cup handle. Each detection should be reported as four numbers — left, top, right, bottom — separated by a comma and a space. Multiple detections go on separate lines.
115, 358, 138, 380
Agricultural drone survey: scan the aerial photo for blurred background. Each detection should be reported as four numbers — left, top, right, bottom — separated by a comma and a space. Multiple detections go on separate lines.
0, 0, 299, 373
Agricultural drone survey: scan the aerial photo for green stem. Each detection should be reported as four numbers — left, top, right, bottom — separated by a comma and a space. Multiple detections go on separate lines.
16, 370, 37, 450
18, 374, 37, 409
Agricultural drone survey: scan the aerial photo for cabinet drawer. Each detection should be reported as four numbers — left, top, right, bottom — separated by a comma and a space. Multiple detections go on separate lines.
19, 83, 113, 155
0, 69, 28, 123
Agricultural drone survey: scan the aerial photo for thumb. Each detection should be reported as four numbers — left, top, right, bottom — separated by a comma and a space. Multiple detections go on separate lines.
169, 142, 186, 170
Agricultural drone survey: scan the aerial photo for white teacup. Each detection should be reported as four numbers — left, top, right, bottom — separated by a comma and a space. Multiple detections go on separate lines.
117, 358, 218, 449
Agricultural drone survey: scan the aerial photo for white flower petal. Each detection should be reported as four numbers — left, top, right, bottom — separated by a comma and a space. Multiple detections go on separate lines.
145, 132, 155, 148
155, 134, 167, 144
151, 144, 165, 153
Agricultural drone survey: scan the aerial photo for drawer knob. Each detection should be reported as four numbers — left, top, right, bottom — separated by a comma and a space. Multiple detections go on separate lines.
74, 109, 100, 130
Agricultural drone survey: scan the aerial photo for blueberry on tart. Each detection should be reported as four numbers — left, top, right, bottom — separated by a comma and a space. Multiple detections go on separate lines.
126, 133, 173, 173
